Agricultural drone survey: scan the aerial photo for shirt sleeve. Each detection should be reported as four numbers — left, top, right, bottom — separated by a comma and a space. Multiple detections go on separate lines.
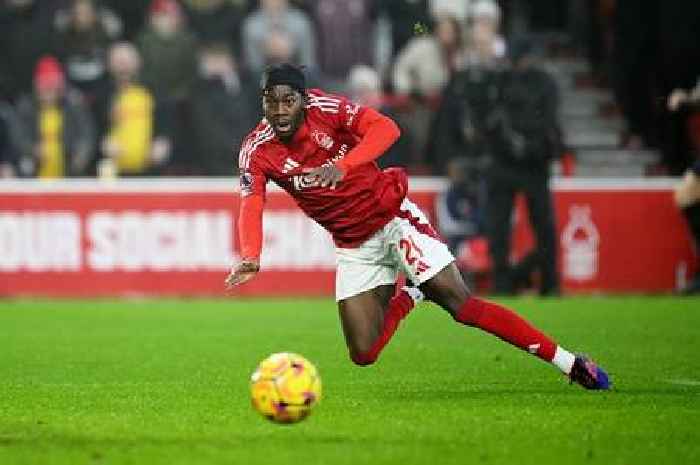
238, 141, 268, 260
335, 107, 401, 173
307, 90, 366, 133
238, 141, 268, 198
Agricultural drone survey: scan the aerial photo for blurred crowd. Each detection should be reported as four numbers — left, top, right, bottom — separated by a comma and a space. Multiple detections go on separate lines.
0, 0, 699, 180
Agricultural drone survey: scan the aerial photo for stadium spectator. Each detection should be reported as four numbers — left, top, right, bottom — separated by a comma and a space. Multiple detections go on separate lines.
673, 159, 700, 295
13, 56, 96, 177
97, 42, 170, 176
346, 65, 411, 168
136, 0, 198, 104
241, 0, 317, 75
610, 0, 658, 152
435, 157, 486, 255
463, 0, 506, 65
0, 0, 55, 100
375, 0, 431, 57
52, 0, 122, 103
668, 82, 700, 294
392, 15, 462, 100
0, 101, 17, 178
189, 43, 259, 175
311, 0, 375, 82
430, 0, 470, 27
101, 0, 151, 40
391, 14, 463, 168
485, 39, 562, 296
612, 0, 700, 174
182, 0, 247, 58
426, 31, 503, 174
435, 157, 488, 289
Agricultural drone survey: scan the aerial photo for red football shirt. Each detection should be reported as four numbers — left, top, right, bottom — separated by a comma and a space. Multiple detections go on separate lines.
238, 89, 407, 248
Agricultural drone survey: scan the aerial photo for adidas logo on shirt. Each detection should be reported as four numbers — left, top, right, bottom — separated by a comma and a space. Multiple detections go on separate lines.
282, 158, 300, 174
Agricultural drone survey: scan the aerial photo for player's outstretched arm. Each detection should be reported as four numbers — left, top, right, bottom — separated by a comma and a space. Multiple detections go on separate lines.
225, 193, 264, 289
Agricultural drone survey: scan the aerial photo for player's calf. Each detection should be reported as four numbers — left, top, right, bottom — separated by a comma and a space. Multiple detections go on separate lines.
347, 287, 423, 366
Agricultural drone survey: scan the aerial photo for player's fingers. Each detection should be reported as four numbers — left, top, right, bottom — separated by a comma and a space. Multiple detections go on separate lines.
236, 271, 256, 286
224, 274, 239, 288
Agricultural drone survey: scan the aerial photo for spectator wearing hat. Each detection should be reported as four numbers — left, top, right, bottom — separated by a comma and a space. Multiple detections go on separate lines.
13, 56, 96, 178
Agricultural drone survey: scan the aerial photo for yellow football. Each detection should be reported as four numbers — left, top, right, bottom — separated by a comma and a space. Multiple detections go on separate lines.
250, 352, 322, 423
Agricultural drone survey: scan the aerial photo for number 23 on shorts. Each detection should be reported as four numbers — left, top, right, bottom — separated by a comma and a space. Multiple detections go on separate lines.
399, 235, 430, 276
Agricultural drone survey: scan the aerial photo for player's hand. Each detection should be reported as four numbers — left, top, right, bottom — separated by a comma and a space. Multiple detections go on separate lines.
303, 164, 345, 189
225, 259, 260, 289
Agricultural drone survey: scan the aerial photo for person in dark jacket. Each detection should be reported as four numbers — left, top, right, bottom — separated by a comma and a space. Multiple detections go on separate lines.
0, 100, 16, 177
485, 38, 562, 296
189, 43, 259, 175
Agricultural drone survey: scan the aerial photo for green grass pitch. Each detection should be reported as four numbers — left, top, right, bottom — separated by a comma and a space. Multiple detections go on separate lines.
1, 296, 699, 465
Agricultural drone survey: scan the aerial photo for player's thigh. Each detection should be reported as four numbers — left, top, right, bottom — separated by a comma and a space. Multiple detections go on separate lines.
338, 285, 395, 354
419, 262, 471, 318
335, 233, 397, 303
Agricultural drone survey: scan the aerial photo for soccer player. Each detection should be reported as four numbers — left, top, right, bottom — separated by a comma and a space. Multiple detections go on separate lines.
225, 63, 610, 390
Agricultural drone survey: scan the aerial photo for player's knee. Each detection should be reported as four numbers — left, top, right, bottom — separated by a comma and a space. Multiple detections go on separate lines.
350, 349, 378, 366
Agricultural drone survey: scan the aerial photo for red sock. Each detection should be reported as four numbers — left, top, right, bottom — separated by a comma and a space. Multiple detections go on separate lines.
352, 290, 415, 365
455, 296, 557, 362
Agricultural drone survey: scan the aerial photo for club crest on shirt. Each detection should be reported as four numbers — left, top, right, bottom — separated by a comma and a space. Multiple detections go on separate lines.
312, 130, 334, 150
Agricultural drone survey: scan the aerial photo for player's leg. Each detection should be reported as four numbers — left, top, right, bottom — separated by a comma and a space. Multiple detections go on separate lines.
335, 230, 423, 366
338, 284, 422, 365
392, 198, 609, 389
420, 263, 609, 389
420, 263, 559, 363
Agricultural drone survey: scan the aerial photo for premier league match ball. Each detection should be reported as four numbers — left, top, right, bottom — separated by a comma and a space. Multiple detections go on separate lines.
250, 352, 322, 424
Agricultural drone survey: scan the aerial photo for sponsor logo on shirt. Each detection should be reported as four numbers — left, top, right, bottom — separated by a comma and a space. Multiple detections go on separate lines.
292, 174, 317, 191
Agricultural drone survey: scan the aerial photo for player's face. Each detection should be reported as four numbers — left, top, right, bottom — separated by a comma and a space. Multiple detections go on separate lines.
262, 85, 305, 142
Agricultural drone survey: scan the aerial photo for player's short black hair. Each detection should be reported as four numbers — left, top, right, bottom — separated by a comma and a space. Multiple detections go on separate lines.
260, 63, 306, 95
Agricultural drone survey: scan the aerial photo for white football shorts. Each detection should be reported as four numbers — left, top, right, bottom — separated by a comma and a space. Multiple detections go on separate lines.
335, 198, 455, 301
